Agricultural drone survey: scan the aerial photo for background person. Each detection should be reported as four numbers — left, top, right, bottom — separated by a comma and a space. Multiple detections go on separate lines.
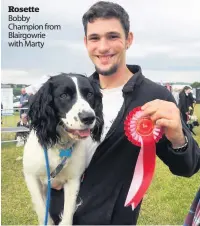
19, 88, 29, 117
178, 86, 191, 124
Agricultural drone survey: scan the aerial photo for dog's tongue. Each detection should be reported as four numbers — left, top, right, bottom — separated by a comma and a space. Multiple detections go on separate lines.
74, 128, 90, 137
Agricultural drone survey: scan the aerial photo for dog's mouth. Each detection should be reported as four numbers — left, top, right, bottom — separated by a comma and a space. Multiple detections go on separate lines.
58, 121, 92, 139
66, 128, 91, 138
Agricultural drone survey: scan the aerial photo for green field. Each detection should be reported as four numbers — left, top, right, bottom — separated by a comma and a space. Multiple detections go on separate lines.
1, 106, 200, 225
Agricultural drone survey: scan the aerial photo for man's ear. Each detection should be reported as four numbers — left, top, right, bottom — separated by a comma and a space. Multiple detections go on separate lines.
126, 32, 134, 49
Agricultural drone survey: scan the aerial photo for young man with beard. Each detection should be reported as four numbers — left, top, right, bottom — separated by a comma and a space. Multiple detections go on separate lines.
50, 1, 200, 225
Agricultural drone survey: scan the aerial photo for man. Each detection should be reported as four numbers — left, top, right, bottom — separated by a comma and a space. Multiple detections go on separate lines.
19, 88, 29, 117
188, 91, 196, 115
50, 1, 200, 225
178, 86, 192, 124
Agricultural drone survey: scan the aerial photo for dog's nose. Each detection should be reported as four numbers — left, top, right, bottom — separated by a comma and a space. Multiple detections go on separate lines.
78, 111, 95, 125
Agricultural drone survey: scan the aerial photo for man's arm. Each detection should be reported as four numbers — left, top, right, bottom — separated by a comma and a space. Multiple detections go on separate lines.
21, 99, 29, 107
156, 121, 200, 177
142, 93, 200, 177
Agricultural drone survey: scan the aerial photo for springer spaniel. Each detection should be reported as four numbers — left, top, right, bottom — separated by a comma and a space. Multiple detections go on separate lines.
187, 115, 199, 136
23, 73, 103, 225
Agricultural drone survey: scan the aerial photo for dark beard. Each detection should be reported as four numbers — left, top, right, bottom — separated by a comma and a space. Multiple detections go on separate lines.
95, 64, 118, 76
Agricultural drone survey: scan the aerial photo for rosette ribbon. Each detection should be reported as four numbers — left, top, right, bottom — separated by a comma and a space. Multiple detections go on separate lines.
124, 106, 163, 210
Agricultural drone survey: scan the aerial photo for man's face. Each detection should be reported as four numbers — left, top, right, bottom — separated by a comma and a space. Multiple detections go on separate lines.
21, 88, 26, 95
84, 18, 132, 76
186, 89, 191, 95
22, 116, 28, 124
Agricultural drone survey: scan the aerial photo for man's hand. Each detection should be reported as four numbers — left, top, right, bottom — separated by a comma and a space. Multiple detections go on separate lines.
141, 99, 186, 148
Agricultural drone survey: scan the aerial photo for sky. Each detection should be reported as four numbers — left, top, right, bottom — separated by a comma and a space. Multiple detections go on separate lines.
1, 0, 200, 85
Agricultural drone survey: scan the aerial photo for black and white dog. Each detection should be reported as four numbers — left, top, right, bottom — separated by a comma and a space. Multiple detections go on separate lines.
23, 73, 103, 225
187, 115, 199, 136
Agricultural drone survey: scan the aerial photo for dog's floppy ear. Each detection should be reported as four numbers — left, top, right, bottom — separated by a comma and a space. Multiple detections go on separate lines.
28, 78, 59, 148
89, 79, 104, 142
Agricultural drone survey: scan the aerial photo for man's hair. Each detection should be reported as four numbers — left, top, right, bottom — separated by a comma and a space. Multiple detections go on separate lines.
82, 1, 130, 38
184, 86, 191, 91
181, 86, 191, 94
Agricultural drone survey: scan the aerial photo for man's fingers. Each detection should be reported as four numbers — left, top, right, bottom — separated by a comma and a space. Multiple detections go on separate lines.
141, 106, 158, 117
141, 99, 161, 110
142, 109, 173, 122
156, 118, 173, 128
141, 100, 183, 143
151, 111, 174, 122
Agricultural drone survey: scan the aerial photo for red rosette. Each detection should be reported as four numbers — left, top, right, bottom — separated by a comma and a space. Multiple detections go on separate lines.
124, 106, 163, 210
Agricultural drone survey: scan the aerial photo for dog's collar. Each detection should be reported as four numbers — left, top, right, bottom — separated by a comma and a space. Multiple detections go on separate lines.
50, 146, 73, 179
59, 148, 72, 158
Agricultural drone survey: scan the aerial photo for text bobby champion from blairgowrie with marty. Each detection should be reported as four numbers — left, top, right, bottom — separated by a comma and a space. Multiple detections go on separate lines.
7, 6, 61, 49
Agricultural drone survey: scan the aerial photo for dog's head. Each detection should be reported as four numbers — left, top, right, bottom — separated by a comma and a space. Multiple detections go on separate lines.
188, 115, 199, 126
193, 120, 199, 127
28, 73, 103, 148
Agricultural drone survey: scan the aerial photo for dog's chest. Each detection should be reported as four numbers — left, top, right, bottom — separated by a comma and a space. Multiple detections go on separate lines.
24, 146, 73, 183
38, 148, 73, 185
23, 133, 87, 186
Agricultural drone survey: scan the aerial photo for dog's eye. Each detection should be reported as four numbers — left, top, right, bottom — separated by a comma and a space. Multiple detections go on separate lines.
60, 93, 70, 99
87, 92, 93, 98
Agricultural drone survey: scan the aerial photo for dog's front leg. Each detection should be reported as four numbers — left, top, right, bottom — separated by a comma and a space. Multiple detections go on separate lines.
24, 173, 54, 225
59, 179, 80, 226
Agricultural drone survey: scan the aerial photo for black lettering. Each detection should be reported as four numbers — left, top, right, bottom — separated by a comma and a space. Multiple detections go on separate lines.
8, 32, 13, 38
25, 40, 32, 47
8, 40, 23, 47
8, 6, 39, 12
23, 8, 28, 12
8, 41, 15, 47
8, 6, 14, 12
8, 15, 13, 22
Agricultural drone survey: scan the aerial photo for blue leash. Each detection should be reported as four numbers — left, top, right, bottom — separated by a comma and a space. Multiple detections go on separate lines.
43, 146, 73, 225
43, 147, 51, 226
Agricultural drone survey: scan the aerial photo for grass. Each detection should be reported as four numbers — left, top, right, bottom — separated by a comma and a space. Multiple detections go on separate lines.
1, 112, 38, 225
1, 113, 22, 141
1, 106, 200, 225
1, 144, 38, 225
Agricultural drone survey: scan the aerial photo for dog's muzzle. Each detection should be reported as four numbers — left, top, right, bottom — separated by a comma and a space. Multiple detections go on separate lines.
78, 111, 95, 125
